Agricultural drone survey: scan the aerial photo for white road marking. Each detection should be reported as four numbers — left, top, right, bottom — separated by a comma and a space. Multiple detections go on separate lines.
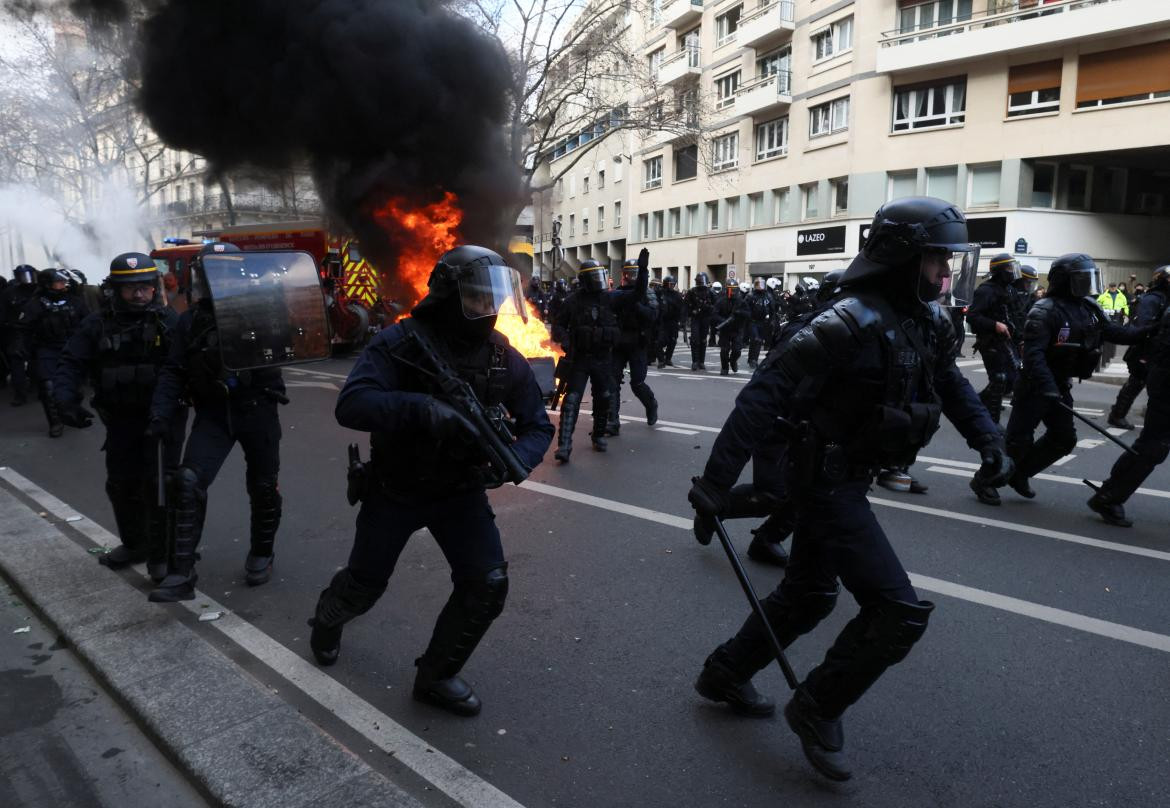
1107, 427, 1131, 437
561, 409, 723, 434
516, 479, 1170, 651
1051, 454, 1077, 466
918, 455, 1170, 500
287, 367, 351, 381
1076, 439, 1106, 449
655, 426, 700, 436
284, 380, 340, 391
0, 467, 527, 808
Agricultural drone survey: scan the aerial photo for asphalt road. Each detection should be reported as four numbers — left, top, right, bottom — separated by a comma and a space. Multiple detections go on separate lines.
1, 346, 1167, 808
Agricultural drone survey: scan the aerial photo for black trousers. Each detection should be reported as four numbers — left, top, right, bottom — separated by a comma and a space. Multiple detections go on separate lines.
348, 488, 505, 588
1101, 365, 1170, 503
718, 328, 743, 370
1005, 383, 1076, 479
182, 401, 281, 495
657, 321, 679, 364
977, 342, 1018, 422
690, 317, 711, 365
103, 410, 187, 551
2, 333, 28, 393
613, 342, 653, 409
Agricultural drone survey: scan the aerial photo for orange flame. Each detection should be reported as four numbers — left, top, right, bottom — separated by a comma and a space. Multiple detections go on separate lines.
371, 191, 562, 359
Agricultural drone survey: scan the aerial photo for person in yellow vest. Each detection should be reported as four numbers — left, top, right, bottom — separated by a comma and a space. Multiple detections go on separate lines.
1097, 281, 1129, 369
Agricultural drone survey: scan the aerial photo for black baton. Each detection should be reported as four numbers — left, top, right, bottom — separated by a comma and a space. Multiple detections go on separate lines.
1057, 401, 1139, 456
709, 514, 800, 691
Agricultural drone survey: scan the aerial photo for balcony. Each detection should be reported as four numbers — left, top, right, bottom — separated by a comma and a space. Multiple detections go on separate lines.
658, 46, 702, 86
735, 70, 792, 117
737, 0, 795, 49
661, 0, 703, 30
877, 0, 1166, 74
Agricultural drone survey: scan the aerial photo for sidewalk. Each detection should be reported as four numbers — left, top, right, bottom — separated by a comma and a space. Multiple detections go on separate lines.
0, 473, 423, 808
0, 580, 209, 807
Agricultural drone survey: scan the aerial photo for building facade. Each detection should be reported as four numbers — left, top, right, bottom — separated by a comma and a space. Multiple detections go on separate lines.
536, 0, 1170, 290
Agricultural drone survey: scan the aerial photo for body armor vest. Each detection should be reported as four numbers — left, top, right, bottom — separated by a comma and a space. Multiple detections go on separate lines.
32, 295, 85, 347
1041, 297, 1103, 381
92, 306, 170, 411
568, 293, 620, 356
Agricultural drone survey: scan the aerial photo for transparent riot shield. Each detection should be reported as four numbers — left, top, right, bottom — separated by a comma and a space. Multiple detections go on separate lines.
202, 250, 330, 370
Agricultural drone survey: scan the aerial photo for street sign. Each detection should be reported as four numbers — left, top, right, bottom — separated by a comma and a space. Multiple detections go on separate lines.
1014, 237, 1028, 254
967, 217, 1007, 249
796, 225, 846, 256
727, 265, 737, 280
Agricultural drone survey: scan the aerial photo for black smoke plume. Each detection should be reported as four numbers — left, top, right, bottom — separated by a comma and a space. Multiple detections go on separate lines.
68, 0, 521, 271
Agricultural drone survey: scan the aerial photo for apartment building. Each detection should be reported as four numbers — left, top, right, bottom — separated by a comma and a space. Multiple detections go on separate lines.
535, 0, 1170, 289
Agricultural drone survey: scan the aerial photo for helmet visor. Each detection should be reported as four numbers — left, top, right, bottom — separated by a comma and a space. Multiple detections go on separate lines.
1069, 266, 1102, 298
923, 245, 980, 306
578, 267, 609, 292
458, 263, 526, 321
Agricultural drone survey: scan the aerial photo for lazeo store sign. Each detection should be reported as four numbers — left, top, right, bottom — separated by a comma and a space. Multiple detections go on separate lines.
796, 225, 846, 256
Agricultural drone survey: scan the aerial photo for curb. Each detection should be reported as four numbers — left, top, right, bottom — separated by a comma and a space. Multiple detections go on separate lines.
0, 482, 422, 808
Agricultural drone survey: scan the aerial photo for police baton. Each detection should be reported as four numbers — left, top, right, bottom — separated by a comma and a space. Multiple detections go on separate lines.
156, 438, 166, 510
708, 514, 800, 691
1056, 401, 1140, 457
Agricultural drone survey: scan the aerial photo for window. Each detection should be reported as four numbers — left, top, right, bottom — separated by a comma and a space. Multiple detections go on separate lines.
649, 47, 665, 76
749, 194, 765, 226
669, 208, 681, 235
888, 171, 917, 200
650, 0, 662, 24
809, 96, 849, 138
898, 0, 973, 36
802, 184, 819, 219
1076, 42, 1170, 109
1065, 165, 1091, 210
583, 216, 589, 235
613, 156, 623, 182
569, 214, 575, 236
892, 78, 966, 131
674, 144, 697, 182
614, 200, 623, 228
831, 177, 849, 215
598, 205, 605, 230
812, 16, 852, 62
712, 132, 739, 172
677, 87, 699, 127
715, 71, 741, 110
1031, 162, 1056, 208
598, 169, 605, 188
757, 47, 792, 93
1008, 60, 1061, 116
968, 163, 1001, 207
926, 166, 958, 203
583, 175, 590, 194
755, 117, 788, 161
555, 178, 564, 199
707, 202, 720, 231
639, 214, 649, 240
569, 175, 576, 197
715, 6, 742, 47
726, 197, 741, 230
775, 187, 792, 222
686, 204, 700, 234
644, 156, 663, 189
653, 211, 665, 239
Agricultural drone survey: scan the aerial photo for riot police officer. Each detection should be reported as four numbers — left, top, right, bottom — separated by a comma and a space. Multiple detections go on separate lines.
1088, 301, 1170, 527
1108, 266, 1168, 430
656, 275, 683, 368
714, 282, 749, 375
546, 278, 569, 325
968, 253, 1022, 425
745, 278, 774, 369
1, 265, 37, 406
551, 252, 649, 460
147, 243, 288, 601
688, 196, 1009, 781
17, 268, 89, 436
608, 259, 658, 433
52, 253, 187, 579
684, 273, 714, 371
971, 253, 1150, 506
308, 245, 553, 717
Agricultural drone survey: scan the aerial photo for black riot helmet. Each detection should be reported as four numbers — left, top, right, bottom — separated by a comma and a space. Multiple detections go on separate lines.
13, 264, 36, 285
1047, 253, 1103, 299
189, 242, 242, 307
553, 278, 568, 294
577, 258, 609, 293
844, 196, 979, 305
663, 275, 676, 289
1015, 264, 1039, 293
818, 269, 843, 303
1150, 266, 1169, 290
621, 259, 639, 286
107, 252, 161, 311
38, 267, 71, 294
694, 272, 710, 288
418, 244, 526, 322
988, 253, 1021, 283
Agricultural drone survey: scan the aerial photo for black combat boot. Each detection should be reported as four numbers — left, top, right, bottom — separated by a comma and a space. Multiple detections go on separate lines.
99, 479, 149, 570
308, 568, 387, 666
747, 531, 789, 567
149, 469, 203, 603
554, 393, 580, 462
244, 475, 281, 586
1008, 471, 1036, 499
413, 568, 508, 717
694, 652, 775, 717
1108, 378, 1141, 430
1088, 493, 1132, 527
11, 388, 28, 407
1107, 411, 1135, 431
785, 688, 851, 781
591, 400, 609, 452
969, 476, 1001, 506
633, 384, 658, 426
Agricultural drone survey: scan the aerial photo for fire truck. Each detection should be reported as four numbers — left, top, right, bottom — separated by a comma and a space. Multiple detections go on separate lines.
151, 222, 383, 349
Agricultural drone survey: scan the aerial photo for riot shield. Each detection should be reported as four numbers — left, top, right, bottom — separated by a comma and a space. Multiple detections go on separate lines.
202, 250, 330, 371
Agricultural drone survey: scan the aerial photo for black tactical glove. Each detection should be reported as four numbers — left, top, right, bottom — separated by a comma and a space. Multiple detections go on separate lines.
973, 435, 1014, 487
58, 403, 94, 429
145, 417, 169, 440
688, 475, 730, 518
417, 398, 478, 446
637, 247, 649, 273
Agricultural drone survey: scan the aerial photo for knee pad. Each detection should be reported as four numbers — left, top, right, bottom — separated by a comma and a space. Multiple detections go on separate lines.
246, 474, 281, 503
454, 566, 509, 621
863, 599, 934, 666
316, 568, 386, 627
775, 587, 839, 636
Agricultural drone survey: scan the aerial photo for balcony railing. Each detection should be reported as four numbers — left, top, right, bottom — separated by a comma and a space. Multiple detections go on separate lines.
661, 43, 701, 69
881, 0, 1114, 46
153, 192, 322, 218
737, 69, 792, 97
740, 0, 794, 27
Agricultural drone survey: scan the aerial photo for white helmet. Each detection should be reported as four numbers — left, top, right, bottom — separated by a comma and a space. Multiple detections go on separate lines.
738, 282, 750, 294
711, 281, 723, 291
765, 277, 780, 290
